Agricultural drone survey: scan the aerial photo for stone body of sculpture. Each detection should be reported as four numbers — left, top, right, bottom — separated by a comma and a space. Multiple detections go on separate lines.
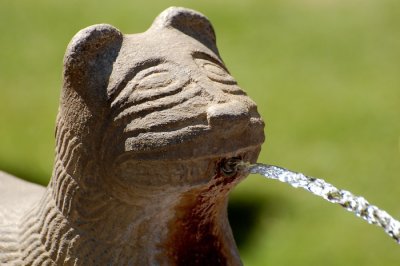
0, 7, 264, 265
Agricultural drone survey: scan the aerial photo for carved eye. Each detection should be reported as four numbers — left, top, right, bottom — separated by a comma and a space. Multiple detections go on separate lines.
122, 65, 190, 105
194, 58, 237, 85
202, 61, 227, 76
135, 70, 173, 91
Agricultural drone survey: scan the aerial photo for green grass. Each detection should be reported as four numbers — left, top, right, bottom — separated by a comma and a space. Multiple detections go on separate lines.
1, 0, 399, 265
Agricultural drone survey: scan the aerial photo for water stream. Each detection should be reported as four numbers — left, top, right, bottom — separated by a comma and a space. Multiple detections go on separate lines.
245, 163, 400, 244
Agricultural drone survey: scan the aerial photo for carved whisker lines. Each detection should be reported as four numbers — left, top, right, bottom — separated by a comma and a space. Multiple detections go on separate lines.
32, 253, 52, 266
19, 215, 40, 245
0, 252, 21, 265
64, 144, 81, 173
18, 191, 72, 265
53, 227, 74, 264
114, 83, 201, 125
60, 178, 78, 217
50, 160, 63, 201
19, 228, 40, 257
20, 204, 50, 248
61, 223, 139, 265
50, 160, 79, 218
0, 223, 19, 235
108, 59, 165, 104
0, 244, 19, 264
56, 131, 70, 161
63, 237, 79, 265
0, 234, 19, 243
55, 120, 82, 175
125, 125, 209, 152
39, 207, 71, 264
124, 111, 208, 139
21, 193, 51, 238
0, 238, 18, 249
0, 246, 18, 254
19, 194, 51, 244
20, 234, 41, 260
111, 76, 189, 116
43, 214, 64, 254
54, 169, 70, 212
22, 241, 48, 265
39, 208, 59, 244
130, 77, 177, 103
55, 121, 67, 152
58, 135, 79, 168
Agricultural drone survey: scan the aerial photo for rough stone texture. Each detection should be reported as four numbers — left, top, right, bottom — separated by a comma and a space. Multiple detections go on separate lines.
0, 7, 265, 265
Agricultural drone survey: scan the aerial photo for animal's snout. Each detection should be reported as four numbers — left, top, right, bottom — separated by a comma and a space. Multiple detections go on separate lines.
206, 100, 250, 131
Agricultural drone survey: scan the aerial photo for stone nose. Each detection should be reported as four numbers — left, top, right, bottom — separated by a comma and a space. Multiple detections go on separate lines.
206, 100, 250, 131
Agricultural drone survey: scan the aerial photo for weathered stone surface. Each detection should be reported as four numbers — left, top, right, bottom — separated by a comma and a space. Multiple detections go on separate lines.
0, 7, 264, 265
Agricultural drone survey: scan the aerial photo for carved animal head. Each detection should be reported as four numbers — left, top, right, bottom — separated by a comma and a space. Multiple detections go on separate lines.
52, 7, 265, 264
58, 7, 265, 195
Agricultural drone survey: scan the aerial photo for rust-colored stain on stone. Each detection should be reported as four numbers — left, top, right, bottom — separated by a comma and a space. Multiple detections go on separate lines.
166, 189, 228, 265
164, 160, 240, 265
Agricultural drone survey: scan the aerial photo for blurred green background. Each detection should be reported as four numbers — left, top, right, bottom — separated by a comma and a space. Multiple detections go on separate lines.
1, 0, 399, 265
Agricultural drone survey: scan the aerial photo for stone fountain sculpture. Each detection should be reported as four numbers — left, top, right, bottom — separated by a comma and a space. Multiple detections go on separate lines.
0, 7, 264, 265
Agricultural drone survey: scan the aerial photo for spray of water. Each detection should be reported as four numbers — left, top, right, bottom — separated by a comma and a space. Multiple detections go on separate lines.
243, 162, 400, 244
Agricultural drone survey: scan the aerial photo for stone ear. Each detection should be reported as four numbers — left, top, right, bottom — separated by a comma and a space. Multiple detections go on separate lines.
151, 7, 218, 55
63, 24, 123, 105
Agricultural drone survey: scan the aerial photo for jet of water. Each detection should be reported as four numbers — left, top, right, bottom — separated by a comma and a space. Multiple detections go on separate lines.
245, 163, 400, 244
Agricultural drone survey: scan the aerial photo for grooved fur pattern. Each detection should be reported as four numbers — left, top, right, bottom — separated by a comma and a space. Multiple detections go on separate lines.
0, 7, 265, 265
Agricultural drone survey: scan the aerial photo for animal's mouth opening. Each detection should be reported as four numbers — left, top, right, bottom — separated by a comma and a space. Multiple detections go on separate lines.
218, 156, 249, 177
